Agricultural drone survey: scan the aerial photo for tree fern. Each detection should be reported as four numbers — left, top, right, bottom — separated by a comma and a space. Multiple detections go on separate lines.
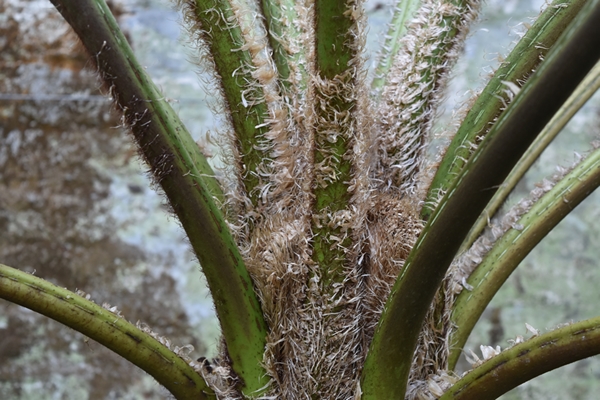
2, 0, 600, 399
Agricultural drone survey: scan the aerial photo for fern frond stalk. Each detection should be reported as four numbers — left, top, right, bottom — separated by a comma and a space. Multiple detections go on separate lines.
34, 0, 600, 399
440, 316, 600, 399
0, 264, 214, 400
49, 1, 269, 396
449, 144, 600, 368
363, 1, 600, 397
375, 0, 481, 195
177, 0, 275, 208
370, 0, 420, 97
459, 58, 600, 253
423, 0, 587, 220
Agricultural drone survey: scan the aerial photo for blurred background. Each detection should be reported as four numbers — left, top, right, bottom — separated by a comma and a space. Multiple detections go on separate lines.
0, 0, 599, 398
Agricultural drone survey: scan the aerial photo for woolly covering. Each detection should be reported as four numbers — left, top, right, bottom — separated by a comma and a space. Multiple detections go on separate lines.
176, 0, 483, 398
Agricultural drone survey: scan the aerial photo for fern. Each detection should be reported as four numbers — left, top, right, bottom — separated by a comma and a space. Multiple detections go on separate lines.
2, 0, 600, 398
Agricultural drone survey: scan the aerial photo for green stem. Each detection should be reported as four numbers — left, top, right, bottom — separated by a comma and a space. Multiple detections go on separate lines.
459, 59, 600, 254
370, 0, 421, 97
259, 0, 291, 87
181, 0, 272, 207
375, 0, 480, 192
0, 264, 214, 400
440, 316, 600, 399
49, 1, 269, 395
314, 0, 356, 78
449, 145, 600, 369
259, 0, 307, 96
310, 0, 360, 285
362, 2, 600, 397
423, 0, 586, 220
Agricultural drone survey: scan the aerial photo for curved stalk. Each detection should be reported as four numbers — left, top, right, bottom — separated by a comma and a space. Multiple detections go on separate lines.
49, 1, 269, 395
449, 145, 600, 369
259, 0, 292, 88
0, 264, 214, 400
459, 59, 600, 253
374, 0, 480, 193
370, 0, 421, 97
423, 0, 586, 220
259, 0, 308, 96
179, 0, 275, 207
440, 316, 600, 400
362, 2, 600, 398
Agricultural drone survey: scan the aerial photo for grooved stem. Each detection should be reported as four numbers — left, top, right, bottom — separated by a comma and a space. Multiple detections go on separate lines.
459, 58, 600, 253
0, 264, 214, 400
182, 0, 273, 206
362, 2, 600, 397
310, 0, 361, 285
423, 0, 586, 219
449, 145, 600, 369
49, 1, 269, 395
441, 316, 600, 399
